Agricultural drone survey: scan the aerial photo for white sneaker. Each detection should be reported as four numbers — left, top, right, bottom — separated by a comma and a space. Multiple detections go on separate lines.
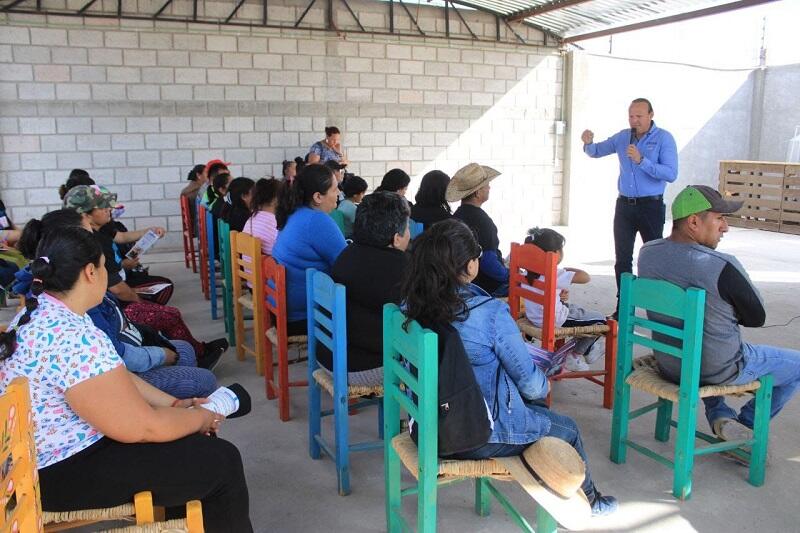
565, 353, 590, 372
584, 339, 606, 365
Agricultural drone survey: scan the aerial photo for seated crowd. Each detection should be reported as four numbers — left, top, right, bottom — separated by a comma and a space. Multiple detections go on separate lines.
1, 122, 798, 531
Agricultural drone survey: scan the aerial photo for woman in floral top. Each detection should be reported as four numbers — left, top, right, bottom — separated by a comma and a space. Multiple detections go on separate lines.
0, 226, 252, 532
306, 126, 349, 166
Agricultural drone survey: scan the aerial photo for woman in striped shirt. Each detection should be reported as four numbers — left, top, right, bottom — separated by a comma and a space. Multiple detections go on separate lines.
242, 177, 283, 255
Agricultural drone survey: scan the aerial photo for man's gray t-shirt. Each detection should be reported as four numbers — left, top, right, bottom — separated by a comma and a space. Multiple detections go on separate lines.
638, 238, 765, 385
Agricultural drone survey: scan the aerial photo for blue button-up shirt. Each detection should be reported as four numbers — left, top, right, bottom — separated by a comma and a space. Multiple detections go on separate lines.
584, 121, 678, 197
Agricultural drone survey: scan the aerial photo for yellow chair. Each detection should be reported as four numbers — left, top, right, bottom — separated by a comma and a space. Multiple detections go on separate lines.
230, 231, 267, 376
0, 377, 204, 532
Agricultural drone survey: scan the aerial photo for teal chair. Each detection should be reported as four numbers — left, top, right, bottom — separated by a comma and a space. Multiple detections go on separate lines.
306, 269, 383, 495
382, 304, 559, 532
217, 219, 235, 347
329, 210, 346, 237
610, 273, 773, 500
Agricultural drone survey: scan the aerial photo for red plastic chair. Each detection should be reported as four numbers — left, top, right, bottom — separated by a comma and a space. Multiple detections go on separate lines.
197, 204, 210, 300
180, 195, 198, 273
508, 242, 617, 409
262, 255, 308, 422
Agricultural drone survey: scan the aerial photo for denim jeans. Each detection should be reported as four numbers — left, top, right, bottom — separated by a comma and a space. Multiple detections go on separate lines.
702, 343, 800, 429
452, 406, 596, 501
613, 197, 665, 294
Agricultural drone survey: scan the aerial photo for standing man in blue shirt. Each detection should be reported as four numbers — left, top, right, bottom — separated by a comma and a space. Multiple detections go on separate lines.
581, 98, 678, 316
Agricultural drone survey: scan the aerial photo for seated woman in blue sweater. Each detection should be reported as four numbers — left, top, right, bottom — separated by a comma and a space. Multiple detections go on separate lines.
272, 164, 347, 335
400, 219, 618, 517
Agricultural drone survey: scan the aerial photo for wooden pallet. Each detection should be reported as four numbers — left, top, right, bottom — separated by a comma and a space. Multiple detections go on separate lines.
719, 160, 800, 234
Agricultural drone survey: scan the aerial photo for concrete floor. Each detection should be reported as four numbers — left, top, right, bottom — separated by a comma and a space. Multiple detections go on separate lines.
10, 226, 800, 532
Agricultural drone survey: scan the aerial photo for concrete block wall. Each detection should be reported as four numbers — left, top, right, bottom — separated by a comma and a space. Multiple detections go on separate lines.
1, 4, 563, 252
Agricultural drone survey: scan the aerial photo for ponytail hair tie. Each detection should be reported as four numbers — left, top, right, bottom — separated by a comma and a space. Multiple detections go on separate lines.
39, 256, 50, 264
32, 278, 43, 284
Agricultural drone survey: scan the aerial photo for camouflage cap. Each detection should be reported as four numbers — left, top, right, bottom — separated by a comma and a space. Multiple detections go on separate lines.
63, 184, 118, 214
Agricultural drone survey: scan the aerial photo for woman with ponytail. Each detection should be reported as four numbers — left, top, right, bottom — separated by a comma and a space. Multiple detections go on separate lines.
272, 164, 346, 334
242, 177, 282, 255
0, 227, 253, 531
221, 177, 255, 232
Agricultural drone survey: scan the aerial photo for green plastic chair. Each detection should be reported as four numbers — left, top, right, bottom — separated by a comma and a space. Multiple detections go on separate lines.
610, 273, 773, 500
217, 218, 235, 347
329, 209, 346, 237
382, 303, 558, 532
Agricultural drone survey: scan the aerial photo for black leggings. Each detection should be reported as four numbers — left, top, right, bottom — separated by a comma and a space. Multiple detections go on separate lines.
39, 434, 253, 533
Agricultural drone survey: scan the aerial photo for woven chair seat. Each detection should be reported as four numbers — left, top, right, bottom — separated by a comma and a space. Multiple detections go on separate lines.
237, 293, 254, 310
101, 519, 190, 532
627, 355, 760, 402
265, 326, 307, 347
44, 503, 136, 525
312, 368, 383, 399
392, 433, 513, 481
516, 317, 610, 340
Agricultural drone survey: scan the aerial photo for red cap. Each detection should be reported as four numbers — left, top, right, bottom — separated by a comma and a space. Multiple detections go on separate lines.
205, 159, 231, 175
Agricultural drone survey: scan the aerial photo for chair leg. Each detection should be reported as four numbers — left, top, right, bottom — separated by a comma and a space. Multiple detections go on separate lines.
654, 399, 673, 442
474, 477, 491, 517
254, 309, 264, 377
334, 389, 351, 496
385, 443, 402, 533
377, 400, 384, 440
233, 299, 245, 362
264, 336, 277, 400
602, 322, 618, 409
749, 374, 773, 487
609, 364, 632, 464
308, 374, 322, 460
672, 395, 698, 500
278, 343, 290, 421
535, 506, 558, 533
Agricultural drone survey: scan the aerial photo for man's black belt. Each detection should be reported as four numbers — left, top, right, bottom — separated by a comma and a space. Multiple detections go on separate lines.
618, 194, 663, 205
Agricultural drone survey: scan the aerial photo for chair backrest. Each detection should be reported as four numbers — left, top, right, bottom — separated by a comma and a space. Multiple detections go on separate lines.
231, 231, 264, 298
508, 242, 559, 349
262, 254, 287, 339
205, 208, 216, 265
329, 209, 346, 236
0, 377, 43, 533
409, 220, 424, 239
618, 273, 706, 385
383, 304, 439, 474
218, 218, 231, 275
306, 269, 347, 377
197, 205, 210, 295
180, 195, 193, 238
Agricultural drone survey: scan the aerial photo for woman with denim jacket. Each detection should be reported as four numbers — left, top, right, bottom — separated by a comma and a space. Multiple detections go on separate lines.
401, 219, 618, 517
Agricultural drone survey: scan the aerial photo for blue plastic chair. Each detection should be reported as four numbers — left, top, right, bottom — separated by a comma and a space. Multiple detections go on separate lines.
306, 268, 383, 496
409, 220, 424, 239
206, 209, 218, 320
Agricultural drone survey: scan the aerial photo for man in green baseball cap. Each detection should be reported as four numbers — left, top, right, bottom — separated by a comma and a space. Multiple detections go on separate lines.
638, 185, 800, 449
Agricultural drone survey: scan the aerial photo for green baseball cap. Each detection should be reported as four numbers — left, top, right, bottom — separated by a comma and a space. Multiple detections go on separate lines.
63, 185, 118, 214
671, 185, 743, 220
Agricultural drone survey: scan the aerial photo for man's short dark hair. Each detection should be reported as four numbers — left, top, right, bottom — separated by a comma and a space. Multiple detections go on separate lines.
353, 191, 410, 248
631, 97, 653, 113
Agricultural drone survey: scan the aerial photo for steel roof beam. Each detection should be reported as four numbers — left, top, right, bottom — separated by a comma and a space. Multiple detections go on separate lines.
563, 0, 780, 43
507, 0, 591, 23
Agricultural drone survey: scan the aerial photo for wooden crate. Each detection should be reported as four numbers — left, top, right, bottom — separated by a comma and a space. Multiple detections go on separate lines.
719, 160, 800, 234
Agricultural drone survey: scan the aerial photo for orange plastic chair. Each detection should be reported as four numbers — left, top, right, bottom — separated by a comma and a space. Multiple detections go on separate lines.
230, 231, 266, 376
262, 255, 308, 422
197, 205, 210, 300
180, 195, 198, 274
0, 377, 204, 533
508, 242, 618, 409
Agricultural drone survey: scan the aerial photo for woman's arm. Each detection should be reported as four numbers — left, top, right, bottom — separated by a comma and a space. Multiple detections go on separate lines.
492, 305, 549, 400
114, 226, 166, 244
65, 366, 217, 443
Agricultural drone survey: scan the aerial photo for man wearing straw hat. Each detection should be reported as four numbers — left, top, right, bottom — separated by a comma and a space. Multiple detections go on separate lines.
639, 185, 800, 443
449, 163, 509, 297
